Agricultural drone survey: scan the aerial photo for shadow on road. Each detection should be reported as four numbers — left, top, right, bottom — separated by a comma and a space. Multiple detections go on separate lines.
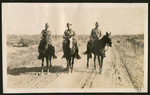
7, 65, 67, 75
73, 68, 100, 74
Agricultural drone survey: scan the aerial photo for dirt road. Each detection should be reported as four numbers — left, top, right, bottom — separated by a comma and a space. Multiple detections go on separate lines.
7, 37, 144, 91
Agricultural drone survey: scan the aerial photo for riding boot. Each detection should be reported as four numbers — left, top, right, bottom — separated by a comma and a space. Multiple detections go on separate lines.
75, 46, 81, 59
37, 53, 42, 59
52, 46, 57, 59
77, 53, 81, 59
87, 41, 92, 58
53, 54, 57, 59
85, 41, 90, 54
103, 53, 106, 58
37, 54, 42, 59
37, 46, 42, 59
88, 52, 92, 58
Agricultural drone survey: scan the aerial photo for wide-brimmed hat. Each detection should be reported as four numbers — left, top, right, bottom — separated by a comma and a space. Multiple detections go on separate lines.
67, 23, 72, 26
45, 23, 49, 27
95, 22, 99, 26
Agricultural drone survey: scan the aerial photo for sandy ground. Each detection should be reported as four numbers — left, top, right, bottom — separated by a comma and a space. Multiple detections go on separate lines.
6, 36, 144, 91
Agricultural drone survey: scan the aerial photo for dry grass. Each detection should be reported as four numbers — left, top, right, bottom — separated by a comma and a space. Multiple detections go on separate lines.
7, 34, 144, 88
111, 34, 144, 88
7, 34, 144, 68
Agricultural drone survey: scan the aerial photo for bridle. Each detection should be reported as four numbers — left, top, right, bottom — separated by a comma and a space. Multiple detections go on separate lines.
104, 45, 109, 52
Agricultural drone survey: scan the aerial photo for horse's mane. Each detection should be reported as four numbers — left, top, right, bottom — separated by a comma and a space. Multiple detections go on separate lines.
63, 39, 77, 59
90, 33, 112, 55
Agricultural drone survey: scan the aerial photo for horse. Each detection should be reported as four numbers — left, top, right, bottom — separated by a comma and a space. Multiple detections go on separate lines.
62, 37, 78, 73
38, 39, 54, 75
84, 32, 112, 74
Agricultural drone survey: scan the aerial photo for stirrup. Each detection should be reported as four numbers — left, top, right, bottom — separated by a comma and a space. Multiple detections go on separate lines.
53, 55, 57, 59
37, 55, 42, 59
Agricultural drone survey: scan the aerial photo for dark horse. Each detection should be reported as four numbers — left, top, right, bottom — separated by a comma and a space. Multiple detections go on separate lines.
85, 32, 112, 74
62, 38, 78, 73
38, 40, 54, 75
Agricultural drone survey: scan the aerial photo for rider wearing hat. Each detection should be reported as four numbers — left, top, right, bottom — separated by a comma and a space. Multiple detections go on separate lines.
38, 23, 57, 59
62, 23, 81, 59
85, 22, 103, 58
90, 22, 102, 40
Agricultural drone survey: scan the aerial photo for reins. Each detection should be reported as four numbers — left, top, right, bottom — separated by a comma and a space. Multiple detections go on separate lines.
104, 45, 108, 52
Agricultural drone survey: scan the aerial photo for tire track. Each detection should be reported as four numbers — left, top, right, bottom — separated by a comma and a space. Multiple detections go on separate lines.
36, 59, 79, 88
114, 44, 138, 89
15, 42, 64, 88
31, 40, 85, 88
81, 71, 94, 88
80, 69, 100, 88
89, 73, 97, 88
83, 49, 116, 88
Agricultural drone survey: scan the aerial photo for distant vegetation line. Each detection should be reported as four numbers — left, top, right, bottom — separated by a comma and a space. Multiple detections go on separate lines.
7, 34, 144, 48
7, 34, 144, 36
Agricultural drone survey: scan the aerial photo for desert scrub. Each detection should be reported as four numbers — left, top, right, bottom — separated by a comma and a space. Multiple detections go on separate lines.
17, 38, 28, 47
16, 38, 38, 47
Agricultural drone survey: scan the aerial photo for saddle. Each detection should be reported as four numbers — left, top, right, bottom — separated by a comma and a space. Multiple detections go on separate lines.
88, 38, 104, 56
62, 37, 77, 57
38, 39, 52, 54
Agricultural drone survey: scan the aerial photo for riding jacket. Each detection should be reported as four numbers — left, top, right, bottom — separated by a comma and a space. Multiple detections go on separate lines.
41, 29, 52, 44
63, 29, 76, 40
90, 28, 101, 41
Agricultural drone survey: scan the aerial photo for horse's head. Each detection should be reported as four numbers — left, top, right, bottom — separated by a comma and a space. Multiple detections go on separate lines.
104, 32, 112, 47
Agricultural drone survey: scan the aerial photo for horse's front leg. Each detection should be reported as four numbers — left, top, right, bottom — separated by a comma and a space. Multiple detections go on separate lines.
49, 57, 52, 68
41, 57, 44, 75
100, 55, 104, 74
71, 57, 74, 73
69, 58, 72, 73
98, 56, 101, 74
94, 55, 96, 70
46, 57, 50, 75
66, 59, 69, 70
87, 55, 89, 68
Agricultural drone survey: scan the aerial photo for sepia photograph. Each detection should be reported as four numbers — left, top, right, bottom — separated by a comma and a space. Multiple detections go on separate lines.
2, 3, 148, 93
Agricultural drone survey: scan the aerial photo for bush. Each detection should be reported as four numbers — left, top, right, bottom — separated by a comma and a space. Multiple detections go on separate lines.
18, 38, 28, 47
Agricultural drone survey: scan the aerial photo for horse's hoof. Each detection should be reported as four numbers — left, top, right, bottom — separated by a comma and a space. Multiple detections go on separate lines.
68, 71, 70, 74
71, 70, 73, 73
41, 73, 44, 76
47, 72, 50, 75
37, 73, 40, 76
99, 70, 102, 74
68, 70, 71, 74
50, 65, 52, 68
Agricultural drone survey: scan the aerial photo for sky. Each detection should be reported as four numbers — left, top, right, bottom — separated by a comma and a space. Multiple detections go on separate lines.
2, 3, 148, 35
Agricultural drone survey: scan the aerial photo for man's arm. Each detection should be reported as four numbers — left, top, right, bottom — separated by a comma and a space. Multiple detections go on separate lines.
90, 30, 94, 40
91, 29, 98, 39
98, 30, 103, 39
48, 30, 52, 41
63, 31, 69, 39
49, 30, 51, 37
41, 30, 44, 39
70, 31, 75, 39
72, 31, 76, 36
99, 30, 102, 37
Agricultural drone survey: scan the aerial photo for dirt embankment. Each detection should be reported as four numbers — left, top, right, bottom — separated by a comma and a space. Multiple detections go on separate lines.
112, 34, 144, 88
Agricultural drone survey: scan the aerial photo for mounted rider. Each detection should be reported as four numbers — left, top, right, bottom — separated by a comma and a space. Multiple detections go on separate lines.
62, 23, 81, 59
85, 22, 105, 58
38, 23, 57, 59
